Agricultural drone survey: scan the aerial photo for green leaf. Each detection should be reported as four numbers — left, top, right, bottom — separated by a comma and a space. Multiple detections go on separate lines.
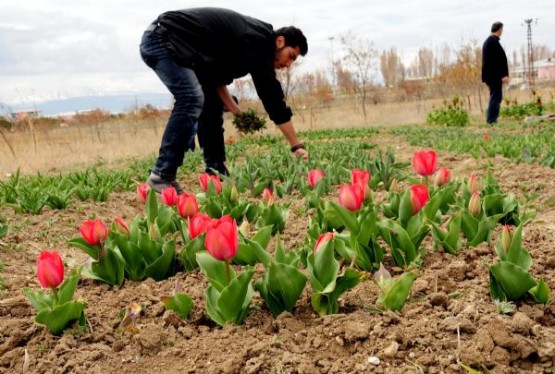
162, 292, 194, 319
145, 188, 158, 224
399, 189, 414, 226
217, 268, 255, 325
22, 288, 53, 311
381, 272, 417, 311
256, 262, 307, 316
85, 247, 125, 286
251, 225, 273, 249
204, 286, 226, 326
57, 267, 82, 305
507, 223, 532, 271
332, 268, 361, 299
144, 239, 176, 281
67, 238, 100, 260
308, 240, 339, 292
35, 300, 87, 335
529, 277, 551, 305
489, 262, 537, 301
328, 202, 359, 234
196, 252, 235, 292
179, 236, 206, 271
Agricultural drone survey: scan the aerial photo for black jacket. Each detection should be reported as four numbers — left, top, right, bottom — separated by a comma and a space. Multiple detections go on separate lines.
156, 7, 292, 125
481, 35, 508, 85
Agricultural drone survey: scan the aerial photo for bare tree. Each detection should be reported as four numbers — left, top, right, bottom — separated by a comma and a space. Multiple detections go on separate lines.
380, 47, 405, 88
418, 47, 435, 77
339, 32, 378, 117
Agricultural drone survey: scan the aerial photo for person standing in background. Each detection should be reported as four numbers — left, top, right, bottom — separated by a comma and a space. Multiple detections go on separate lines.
481, 21, 510, 125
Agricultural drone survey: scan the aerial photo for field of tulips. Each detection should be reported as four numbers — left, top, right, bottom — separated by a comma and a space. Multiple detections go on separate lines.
1, 121, 555, 373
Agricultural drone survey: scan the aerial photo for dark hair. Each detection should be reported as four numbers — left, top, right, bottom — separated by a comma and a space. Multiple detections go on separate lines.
275, 26, 308, 56
491, 22, 503, 33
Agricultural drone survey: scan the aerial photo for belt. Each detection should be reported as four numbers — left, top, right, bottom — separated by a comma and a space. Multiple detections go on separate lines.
145, 23, 159, 32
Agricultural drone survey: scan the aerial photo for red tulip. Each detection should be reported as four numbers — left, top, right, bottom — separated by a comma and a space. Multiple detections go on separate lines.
177, 193, 198, 218
187, 213, 211, 240
79, 219, 108, 246
161, 186, 179, 206
339, 183, 364, 212
137, 183, 149, 203
199, 173, 222, 194
113, 217, 130, 236
410, 184, 429, 214
351, 168, 370, 186
315, 232, 334, 253
36, 250, 64, 288
204, 217, 239, 261
434, 167, 451, 187
308, 169, 324, 188
412, 150, 438, 177
484, 134, 490, 141
262, 188, 275, 205
351, 169, 371, 200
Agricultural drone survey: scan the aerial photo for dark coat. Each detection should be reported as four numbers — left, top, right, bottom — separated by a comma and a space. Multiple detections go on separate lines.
155, 7, 292, 125
481, 35, 508, 85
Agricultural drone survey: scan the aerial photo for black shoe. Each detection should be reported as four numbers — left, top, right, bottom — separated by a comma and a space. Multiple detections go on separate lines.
146, 172, 184, 195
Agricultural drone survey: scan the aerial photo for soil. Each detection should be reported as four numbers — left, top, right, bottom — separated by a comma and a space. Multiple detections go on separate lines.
1, 134, 555, 374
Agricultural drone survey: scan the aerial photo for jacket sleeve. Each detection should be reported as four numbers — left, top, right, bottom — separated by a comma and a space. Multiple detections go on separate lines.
249, 57, 292, 125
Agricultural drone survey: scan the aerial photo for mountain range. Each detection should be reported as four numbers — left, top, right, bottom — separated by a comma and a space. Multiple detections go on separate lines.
1, 93, 173, 116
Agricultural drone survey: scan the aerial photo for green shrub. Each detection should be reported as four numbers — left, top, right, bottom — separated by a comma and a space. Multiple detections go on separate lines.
500, 96, 544, 120
426, 96, 469, 127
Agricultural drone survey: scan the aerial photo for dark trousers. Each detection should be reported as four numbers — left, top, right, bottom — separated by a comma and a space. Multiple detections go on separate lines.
139, 29, 227, 177
197, 89, 227, 174
486, 82, 503, 124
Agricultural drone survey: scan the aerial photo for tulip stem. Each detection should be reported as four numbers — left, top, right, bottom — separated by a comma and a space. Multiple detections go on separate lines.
224, 260, 231, 284
51, 287, 59, 306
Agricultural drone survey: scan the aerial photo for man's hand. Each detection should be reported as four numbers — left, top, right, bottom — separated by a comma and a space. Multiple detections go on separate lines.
502, 76, 510, 84
293, 148, 308, 160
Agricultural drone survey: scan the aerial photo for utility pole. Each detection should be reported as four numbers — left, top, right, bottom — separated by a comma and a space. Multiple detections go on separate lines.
523, 18, 537, 88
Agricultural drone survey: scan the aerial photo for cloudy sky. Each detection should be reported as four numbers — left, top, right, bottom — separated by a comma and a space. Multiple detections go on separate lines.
1, 0, 553, 106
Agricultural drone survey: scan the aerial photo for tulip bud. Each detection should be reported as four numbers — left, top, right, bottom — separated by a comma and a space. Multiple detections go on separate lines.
187, 213, 211, 240
79, 219, 108, 246
434, 167, 451, 187
230, 185, 239, 204
412, 150, 438, 177
339, 183, 364, 212
161, 186, 179, 206
177, 193, 198, 218
483, 134, 490, 141
468, 173, 481, 194
314, 232, 334, 253
204, 217, 239, 261
373, 262, 392, 288
137, 183, 149, 203
262, 188, 275, 205
389, 178, 400, 193
113, 217, 130, 236
410, 184, 429, 214
199, 173, 222, 194
501, 225, 512, 253
468, 191, 481, 217
36, 250, 64, 289
308, 169, 324, 188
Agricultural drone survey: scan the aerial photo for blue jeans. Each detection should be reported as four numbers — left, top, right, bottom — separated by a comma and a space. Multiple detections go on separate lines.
486, 82, 503, 124
140, 29, 204, 179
